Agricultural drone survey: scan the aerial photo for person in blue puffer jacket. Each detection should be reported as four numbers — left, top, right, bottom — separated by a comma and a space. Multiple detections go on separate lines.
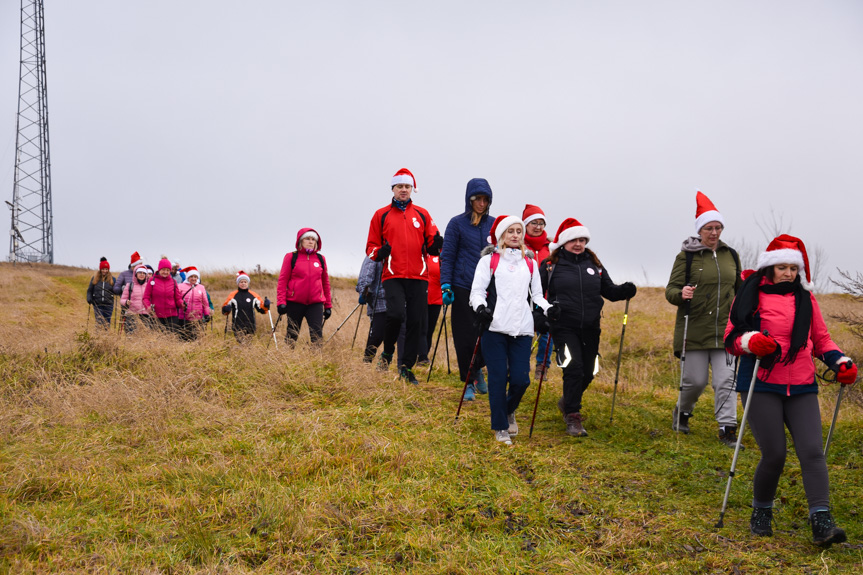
439, 178, 495, 400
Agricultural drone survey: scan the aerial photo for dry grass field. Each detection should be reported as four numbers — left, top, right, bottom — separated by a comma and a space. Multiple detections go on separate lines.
0, 262, 861, 573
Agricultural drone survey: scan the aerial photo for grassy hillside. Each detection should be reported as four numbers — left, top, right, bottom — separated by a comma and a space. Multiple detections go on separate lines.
0, 262, 861, 573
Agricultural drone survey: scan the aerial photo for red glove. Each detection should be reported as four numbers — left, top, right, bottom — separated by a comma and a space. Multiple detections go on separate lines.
837, 361, 857, 385
744, 331, 777, 356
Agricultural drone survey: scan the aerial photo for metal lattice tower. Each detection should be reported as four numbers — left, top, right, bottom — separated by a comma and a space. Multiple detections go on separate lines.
8, 0, 53, 263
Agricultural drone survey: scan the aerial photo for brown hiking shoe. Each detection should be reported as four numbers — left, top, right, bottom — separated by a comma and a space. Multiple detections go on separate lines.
535, 364, 547, 381
565, 412, 588, 437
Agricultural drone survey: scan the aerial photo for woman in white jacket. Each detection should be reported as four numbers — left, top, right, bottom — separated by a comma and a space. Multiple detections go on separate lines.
470, 215, 558, 445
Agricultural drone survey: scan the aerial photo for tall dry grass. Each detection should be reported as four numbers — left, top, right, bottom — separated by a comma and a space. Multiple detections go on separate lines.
1, 262, 862, 573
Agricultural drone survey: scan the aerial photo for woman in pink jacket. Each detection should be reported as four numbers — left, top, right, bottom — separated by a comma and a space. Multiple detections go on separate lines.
143, 258, 184, 334
725, 235, 857, 547
276, 228, 332, 344
120, 265, 151, 332
179, 266, 211, 340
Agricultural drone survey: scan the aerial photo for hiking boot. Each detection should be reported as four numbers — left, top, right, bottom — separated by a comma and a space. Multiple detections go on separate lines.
399, 366, 418, 385
718, 426, 744, 449
507, 413, 519, 436
811, 510, 846, 547
672, 405, 692, 434
750, 507, 773, 536
416, 358, 430, 367
495, 429, 512, 445
463, 383, 476, 402
565, 412, 588, 437
474, 370, 488, 394
377, 352, 393, 371
534, 363, 547, 381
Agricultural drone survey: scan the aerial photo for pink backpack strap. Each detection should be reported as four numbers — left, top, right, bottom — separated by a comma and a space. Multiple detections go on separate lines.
490, 252, 500, 274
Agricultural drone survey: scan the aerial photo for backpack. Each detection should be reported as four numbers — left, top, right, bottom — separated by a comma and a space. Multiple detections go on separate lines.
290, 251, 326, 271
379, 206, 429, 255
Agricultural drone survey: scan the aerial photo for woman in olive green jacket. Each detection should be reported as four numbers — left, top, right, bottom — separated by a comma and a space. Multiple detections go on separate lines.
665, 192, 741, 446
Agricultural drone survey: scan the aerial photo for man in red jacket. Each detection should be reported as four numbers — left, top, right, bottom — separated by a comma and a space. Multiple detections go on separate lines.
366, 168, 443, 384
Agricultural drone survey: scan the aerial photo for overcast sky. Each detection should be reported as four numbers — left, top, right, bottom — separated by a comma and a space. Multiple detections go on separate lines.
2, 1, 862, 287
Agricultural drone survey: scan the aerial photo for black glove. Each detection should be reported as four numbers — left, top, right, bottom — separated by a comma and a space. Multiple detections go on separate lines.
546, 304, 561, 322
533, 308, 550, 334
264, 297, 271, 308
323, 308, 332, 320
622, 282, 637, 299
221, 304, 232, 314
474, 305, 494, 332
87, 297, 92, 305
428, 232, 443, 256
203, 315, 211, 323
277, 304, 288, 315
373, 243, 392, 262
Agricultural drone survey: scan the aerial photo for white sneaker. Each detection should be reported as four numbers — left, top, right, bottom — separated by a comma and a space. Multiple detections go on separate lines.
507, 413, 519, 436
495, 429, 512, 445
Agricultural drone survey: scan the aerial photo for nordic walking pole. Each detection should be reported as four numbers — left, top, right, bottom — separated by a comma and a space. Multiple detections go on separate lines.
675, 291, 693, 434
529, 335, 554, 438
267, 309, 279, 350
824, 384, 847, 458
716, 342, 767, 528
443, 316, 451, 374
351, 304, 364, 349
609, 298, 631, 424
323, 302, 362, 345
426, 305, 449, 382
455, 335, 483, 422
87, 303, 92, 331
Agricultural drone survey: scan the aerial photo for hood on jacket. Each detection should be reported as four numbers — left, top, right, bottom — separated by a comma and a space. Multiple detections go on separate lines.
295, 227, 322, 251
680, 236, 730, 253
464, 178, 493, 213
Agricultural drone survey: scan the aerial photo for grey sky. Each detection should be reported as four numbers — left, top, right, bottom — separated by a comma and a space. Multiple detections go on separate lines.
2, 1, 862, 287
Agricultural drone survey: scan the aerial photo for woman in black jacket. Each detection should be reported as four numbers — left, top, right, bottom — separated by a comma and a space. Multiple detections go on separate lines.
541, 218, 636, 437
87, 257, 115, 329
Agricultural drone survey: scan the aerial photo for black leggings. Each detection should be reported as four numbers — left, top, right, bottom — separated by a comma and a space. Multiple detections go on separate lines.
552, 326, 600, 414
451, 286, 484, 381
743, 391, 830, 513
284, 301, 324, 343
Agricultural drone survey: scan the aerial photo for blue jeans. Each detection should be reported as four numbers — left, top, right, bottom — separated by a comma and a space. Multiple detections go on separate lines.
481, 330, 532, 430
535, 333, 553, 368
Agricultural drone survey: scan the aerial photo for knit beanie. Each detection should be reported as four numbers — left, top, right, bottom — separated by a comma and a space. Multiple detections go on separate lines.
157, 258, 172, 271
99, 257, 110, 270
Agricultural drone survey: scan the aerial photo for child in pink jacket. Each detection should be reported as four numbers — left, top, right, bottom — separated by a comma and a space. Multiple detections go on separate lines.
179, 266, 211, 340
143, 258, 184, 334
725, 235, 857, 547
120, 265, 151, 333
276, 228, 332, 344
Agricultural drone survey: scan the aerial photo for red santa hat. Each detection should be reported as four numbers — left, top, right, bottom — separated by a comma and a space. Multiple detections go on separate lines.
549, 218, 591, 251
183, 266, 200, 280
129, 251, 143, 267
522, 204, 546, 227
694, 190, 725, 235
99, 257, 110, 270
756, 234, 813, 291
236, 270, 250, 285
488, 215, 524, 244
391, 168, 417, 190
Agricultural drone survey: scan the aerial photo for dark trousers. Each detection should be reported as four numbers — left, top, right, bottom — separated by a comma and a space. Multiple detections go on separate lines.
481, 331, 532, 430
284, 301, 324, 343
743, 391, 830, 512
451, 286, 484, 381
364, 311, 406, 366
157, 316, 180, 335
417, 304, 441, 361
552, 326, 601, 414
94, 303, 113, 329
383, 278, 427, 370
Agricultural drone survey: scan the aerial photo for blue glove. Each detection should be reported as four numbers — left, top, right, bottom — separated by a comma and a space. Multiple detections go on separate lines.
441, 283, 454, 306
358, 289, 367, 305
263, 297, 271, 309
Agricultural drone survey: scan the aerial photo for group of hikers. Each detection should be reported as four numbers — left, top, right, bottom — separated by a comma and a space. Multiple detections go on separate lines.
87, 167, 858, 547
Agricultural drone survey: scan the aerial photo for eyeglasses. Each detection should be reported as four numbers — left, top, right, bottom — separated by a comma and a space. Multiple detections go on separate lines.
528, 221, 546, 227
701, 226, 723, 233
